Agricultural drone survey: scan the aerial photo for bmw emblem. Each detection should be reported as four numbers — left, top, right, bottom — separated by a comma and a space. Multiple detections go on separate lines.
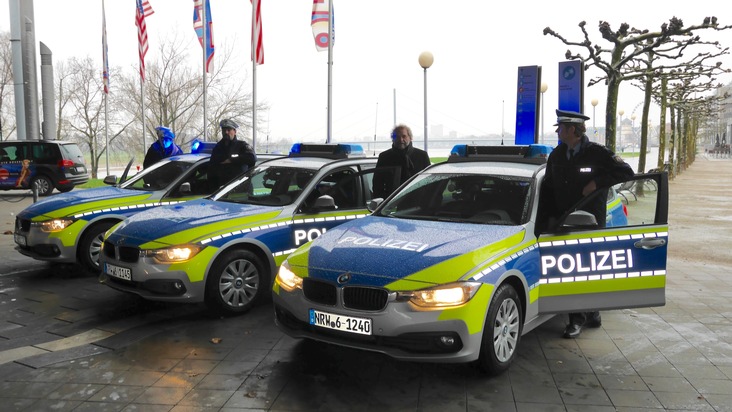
337, 273, 351, 285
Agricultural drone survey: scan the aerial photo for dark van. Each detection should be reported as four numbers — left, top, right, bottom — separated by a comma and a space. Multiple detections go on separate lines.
0, 140, 89, 196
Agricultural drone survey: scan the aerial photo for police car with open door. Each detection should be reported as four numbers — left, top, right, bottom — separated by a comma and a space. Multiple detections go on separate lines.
273, 144, 668, 375
99, 143, 394, 316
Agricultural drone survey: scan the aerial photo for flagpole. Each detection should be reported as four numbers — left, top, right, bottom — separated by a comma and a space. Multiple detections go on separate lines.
102, 0, 109, 176
326, 0, 333, 143
202, 0, 208, 141
141, 78, 146, 154
251, 1, 257, 151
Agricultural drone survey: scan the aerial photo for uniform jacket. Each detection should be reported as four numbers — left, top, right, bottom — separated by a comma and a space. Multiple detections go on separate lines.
209, 137, 257, 190
540, 135, 634, 229
143, 140, 183, 169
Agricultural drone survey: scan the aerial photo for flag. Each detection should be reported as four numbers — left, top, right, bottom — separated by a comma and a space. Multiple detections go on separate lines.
193, 0, 215, 73
311, 0, 334, 51
135, 0, 154, 81
102, 0, 109, 94
251, 0, 264, 65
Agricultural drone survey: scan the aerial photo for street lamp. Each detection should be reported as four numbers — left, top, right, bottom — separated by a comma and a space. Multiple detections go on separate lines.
591, 98, 598, 142
540, 83, 548, 143
618, 109, 625, 152
418, 51, 434, 153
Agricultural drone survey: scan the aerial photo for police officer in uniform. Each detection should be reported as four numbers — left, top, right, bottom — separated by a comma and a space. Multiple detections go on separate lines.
208, 119, 257, 191
539, 109, 635, 338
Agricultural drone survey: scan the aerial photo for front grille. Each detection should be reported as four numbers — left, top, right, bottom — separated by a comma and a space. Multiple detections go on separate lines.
102, 242, 140, 263
16, 217, 30, 232
302, 278, 389, 311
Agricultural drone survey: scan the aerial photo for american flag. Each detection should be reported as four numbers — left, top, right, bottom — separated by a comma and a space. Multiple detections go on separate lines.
251, 0, 264, 65
311, 0, 333, 52
193, 0, 215, 73
102, 0, 109, 93
135, 0, 154, 81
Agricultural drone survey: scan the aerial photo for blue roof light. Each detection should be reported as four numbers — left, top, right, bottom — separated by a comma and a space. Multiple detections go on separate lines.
288, 143, 366, 158
448, 143, 556, 163
191, 140, 216, 154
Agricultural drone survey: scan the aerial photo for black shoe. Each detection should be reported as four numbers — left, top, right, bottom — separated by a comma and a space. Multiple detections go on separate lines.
563, 323, 583, 339
585, 312, 602, 328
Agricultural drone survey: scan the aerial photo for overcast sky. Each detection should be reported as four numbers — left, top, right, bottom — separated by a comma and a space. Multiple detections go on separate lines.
2, 0, 731, 145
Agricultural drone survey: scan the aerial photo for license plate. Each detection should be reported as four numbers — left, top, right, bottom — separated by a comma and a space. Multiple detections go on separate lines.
105, 263, 131, 281
14, 233, 27, 247
309, 309, 372, 335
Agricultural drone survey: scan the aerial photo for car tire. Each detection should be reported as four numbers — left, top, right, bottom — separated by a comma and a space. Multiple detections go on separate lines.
79, 220, 117, 274
32, 175, 54, 197
205, 249, 267, 316
476, 283, 523, 375
57, 186, 74, 193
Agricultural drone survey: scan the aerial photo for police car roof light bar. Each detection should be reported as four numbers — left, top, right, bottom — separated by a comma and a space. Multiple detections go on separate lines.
191, 140, 216, 154
448, 144, 551, 164
289, 143, 366, 159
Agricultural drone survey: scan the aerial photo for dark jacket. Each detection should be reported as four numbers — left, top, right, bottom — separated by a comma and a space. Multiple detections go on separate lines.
208, 137, 257, 190
143, 140, 183, 169
539, 136, 634, 230
372, 143, 431, 199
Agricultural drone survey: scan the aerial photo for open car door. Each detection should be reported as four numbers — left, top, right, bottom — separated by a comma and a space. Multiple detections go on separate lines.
537, 172, 669, 314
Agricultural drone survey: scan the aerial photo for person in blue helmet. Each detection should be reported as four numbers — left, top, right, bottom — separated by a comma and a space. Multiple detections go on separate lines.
143, 126, 183, 169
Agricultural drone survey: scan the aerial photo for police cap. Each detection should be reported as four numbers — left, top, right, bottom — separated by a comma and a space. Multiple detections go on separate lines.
220, 119, 239, 130
554, 109, 590, 126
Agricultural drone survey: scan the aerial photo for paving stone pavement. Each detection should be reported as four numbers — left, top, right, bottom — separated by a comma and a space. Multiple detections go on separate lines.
0, 156, 731, 411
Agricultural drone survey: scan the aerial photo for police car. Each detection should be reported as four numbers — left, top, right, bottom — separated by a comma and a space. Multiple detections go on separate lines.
99, 143, 392, 315
13, 143, 218, 273
272, 144, 668, 375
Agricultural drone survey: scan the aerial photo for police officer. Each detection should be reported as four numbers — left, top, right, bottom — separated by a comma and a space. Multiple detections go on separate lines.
372, 124, 431, 199
539, 109, 635, 339
143, 126, 183, 169
208, 119, 257, 191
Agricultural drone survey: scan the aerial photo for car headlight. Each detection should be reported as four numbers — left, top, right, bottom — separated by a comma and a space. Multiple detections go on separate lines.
142, 244, 203, 263
400, 282, 482, 308
33, 218, 76, 233
275, 261, 303, 292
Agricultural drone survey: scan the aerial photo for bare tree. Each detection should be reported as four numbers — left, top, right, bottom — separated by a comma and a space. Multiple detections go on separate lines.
0, 32, 16, 141
544, 17, 732, 152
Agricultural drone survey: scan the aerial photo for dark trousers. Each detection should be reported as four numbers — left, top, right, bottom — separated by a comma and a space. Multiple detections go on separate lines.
569, 311, 600, 325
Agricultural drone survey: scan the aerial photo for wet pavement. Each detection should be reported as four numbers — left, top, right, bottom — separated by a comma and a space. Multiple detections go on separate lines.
1, 156, 732, 411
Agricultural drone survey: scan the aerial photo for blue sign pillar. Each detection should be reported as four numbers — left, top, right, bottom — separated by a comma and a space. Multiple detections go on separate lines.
514, 66, 541, 145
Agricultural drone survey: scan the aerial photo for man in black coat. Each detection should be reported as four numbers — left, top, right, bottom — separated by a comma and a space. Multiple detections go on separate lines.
372, 124, 431, 199
539, 109, 635, 339
208, 119, 257, 191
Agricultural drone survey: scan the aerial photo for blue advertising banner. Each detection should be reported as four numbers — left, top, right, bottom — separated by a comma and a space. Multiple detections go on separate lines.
558, 60, 584, 113
515, 66, 541, 145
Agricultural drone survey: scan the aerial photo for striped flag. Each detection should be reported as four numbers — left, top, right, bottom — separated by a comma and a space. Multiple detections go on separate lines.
311, 0, 334, 52
193, 0, 215, 73
102, 0, 109, 93
135, 0, 154, 81
251, 0, 264, 65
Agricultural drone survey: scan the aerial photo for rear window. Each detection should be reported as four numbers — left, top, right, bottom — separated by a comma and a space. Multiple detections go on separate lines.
59, 143, 86, 164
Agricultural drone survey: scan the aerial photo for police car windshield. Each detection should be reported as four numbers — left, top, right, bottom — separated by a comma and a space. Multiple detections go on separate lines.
215, 165, 315, 207
376, 173, 532, 225
122, 160, 195, 191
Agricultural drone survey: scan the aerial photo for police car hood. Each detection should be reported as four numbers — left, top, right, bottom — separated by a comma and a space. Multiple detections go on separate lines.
16, 186, 148, 219
306, 216, 525, 284
106, 198, 284, 246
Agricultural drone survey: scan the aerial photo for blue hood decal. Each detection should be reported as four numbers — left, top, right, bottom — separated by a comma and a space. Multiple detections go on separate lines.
17, 186, 140, 218
307, 216, 524, 282
107, 199, 283, 245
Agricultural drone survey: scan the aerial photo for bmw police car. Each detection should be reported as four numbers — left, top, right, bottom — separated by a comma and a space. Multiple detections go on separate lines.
272, 144, 668, 375
99, 143, 394, 315
13, 143, 220, 273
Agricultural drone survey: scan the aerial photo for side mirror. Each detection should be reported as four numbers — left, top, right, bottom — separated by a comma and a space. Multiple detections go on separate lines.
561, 210, 598, 229
103, 175, 118, 185
178, 182, 192, 195
368, 198, 384, 212
313, 194, 337, 210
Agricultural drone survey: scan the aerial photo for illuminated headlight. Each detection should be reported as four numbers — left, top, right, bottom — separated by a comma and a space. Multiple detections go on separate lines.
142, 244, 203, 263
401, 282, 481, 308
275, 261, 303, 292
33, 218, 76, 232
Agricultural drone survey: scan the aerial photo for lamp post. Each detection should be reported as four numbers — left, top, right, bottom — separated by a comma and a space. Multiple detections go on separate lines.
540, 82, 548, 143
618, 109, 625, 152
591, 98, 598, 142
631, 114, 637, 150
418, 51, 433, 153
